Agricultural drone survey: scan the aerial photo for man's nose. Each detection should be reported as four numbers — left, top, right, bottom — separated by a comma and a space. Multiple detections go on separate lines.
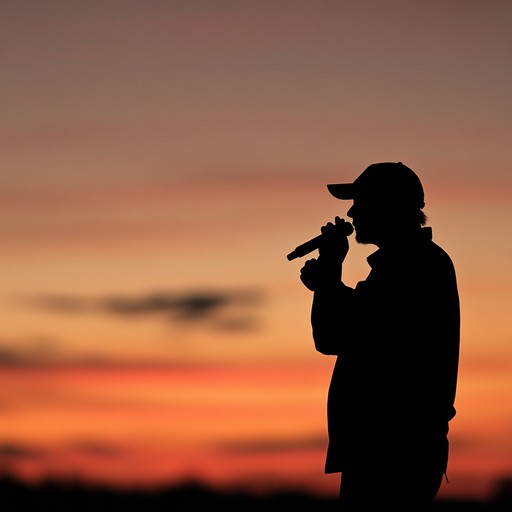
347, 205, 354, 218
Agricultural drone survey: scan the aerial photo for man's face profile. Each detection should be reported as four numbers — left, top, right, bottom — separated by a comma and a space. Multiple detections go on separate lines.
347, 197, 384, 245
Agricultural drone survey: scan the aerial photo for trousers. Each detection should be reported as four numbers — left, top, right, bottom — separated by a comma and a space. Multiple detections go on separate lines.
339, 464, 445, 511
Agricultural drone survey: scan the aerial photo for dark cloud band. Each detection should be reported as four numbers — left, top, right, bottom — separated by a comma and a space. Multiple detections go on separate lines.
22, 288, 265, 331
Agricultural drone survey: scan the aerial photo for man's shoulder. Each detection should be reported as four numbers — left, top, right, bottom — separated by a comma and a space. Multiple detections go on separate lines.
428, 239, 456, 266
422, 239, 458, 285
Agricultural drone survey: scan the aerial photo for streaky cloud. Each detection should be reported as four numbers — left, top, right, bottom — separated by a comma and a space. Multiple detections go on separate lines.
69, 441, 126, 458
216, 435, 327, 454
20, 288, 266, 331
0, 336, 61, 366
0, 443, 46, 460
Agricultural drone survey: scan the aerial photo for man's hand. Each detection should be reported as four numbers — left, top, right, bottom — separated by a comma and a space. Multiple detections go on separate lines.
300, 258, 323, 291
318, 216, 350, 264
299, 216, 351, 292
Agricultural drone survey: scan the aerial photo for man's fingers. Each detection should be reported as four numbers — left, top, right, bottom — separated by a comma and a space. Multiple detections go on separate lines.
301, 258, 317, 271
321, 222, 335, 234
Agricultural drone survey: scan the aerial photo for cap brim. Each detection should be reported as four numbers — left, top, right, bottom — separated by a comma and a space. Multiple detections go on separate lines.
327, 183, 354, 200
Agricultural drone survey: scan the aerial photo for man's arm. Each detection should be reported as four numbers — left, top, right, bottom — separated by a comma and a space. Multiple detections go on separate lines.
298, 217, 355, 355
311, 284, 355, 355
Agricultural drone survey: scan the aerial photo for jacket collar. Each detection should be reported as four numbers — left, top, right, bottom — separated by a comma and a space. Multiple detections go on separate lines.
367, 227, 433, 268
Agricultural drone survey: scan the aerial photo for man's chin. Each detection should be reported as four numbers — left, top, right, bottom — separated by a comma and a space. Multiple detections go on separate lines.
355, 231, 373, 245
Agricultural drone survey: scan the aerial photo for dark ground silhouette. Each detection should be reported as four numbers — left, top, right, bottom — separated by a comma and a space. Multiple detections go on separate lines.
0, 476, 511, 511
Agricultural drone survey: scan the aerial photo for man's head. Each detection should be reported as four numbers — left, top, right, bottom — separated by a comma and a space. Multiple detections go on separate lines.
327, 162, 427, 245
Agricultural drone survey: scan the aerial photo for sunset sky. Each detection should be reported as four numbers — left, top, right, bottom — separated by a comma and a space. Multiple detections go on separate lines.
1, 0, 512, 503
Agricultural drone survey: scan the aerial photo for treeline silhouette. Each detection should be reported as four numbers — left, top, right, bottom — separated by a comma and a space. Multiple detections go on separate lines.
0, 476, 511, 511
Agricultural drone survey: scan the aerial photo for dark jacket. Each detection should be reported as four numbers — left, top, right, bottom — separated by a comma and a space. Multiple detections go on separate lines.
311, 227, 460, 473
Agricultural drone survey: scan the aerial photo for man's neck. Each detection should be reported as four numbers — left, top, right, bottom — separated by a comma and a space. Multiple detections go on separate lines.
374, 225, 427, 249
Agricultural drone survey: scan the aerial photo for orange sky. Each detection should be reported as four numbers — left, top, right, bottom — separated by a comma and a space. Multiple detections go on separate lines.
1, 0, 512, 503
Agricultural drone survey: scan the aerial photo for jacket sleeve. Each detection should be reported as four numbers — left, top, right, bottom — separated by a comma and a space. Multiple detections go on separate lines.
311, 282, 358, 356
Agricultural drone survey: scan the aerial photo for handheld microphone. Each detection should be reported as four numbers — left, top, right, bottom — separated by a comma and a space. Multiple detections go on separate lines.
286, 221, 353, 261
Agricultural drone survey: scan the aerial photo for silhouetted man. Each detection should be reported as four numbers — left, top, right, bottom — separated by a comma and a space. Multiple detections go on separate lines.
299, 162, 460, 511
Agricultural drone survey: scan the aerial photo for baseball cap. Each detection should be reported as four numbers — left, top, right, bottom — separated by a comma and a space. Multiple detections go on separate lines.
327, 162, 425, 208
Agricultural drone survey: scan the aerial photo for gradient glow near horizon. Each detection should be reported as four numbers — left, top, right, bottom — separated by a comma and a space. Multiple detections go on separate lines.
1, 0, 512, 502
